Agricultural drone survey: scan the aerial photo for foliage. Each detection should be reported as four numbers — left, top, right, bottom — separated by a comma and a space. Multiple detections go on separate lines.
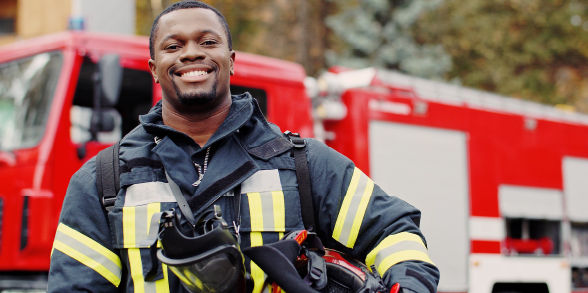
415, 0, 588, 109
326, 0, 451, 79
135, 0, 334, 76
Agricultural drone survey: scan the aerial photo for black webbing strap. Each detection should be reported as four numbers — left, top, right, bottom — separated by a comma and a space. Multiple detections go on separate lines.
285, 131, 316, 232
96, 142, 120, 212
164, 170, 197, 228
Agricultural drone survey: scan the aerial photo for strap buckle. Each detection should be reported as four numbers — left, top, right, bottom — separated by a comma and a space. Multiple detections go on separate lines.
284, 130, 306, 148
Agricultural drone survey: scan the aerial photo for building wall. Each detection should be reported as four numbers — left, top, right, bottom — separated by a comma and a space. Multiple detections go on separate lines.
17, 0, 71, 38
0, 0, 135, 45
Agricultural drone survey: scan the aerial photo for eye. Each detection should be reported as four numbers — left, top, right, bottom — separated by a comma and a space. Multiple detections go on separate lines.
201, 40, 218, 46
164, 43, 181, 50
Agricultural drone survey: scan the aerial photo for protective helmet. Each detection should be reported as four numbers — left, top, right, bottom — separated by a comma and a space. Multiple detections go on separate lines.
321, 249, 389, 293
244, 230, 392, 293
157, 208, 246, 293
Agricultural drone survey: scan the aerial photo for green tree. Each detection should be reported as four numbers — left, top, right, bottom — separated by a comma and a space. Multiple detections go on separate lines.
326, 0, 451, 79
415, 0, 588, 110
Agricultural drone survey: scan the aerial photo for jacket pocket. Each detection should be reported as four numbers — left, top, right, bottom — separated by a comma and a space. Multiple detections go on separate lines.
239, 169, 304, 235
110, 200, 171, 290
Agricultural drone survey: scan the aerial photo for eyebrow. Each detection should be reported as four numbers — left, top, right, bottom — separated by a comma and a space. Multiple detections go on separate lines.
159, 30, 224, 46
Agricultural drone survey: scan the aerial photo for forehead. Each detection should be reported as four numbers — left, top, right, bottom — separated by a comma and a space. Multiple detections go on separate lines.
155, 8, 225, 41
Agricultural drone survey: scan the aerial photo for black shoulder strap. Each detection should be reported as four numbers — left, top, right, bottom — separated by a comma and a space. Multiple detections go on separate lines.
285, 131, 316, 232
96, 142, 120, 212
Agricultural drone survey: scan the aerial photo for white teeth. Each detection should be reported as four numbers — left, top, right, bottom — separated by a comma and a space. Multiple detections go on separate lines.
181, 70, 208, 77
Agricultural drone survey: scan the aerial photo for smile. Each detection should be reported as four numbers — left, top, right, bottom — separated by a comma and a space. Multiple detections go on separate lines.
181, 70, 209, 77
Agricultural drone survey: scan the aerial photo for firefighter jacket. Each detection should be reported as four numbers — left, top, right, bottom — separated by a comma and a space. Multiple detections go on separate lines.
48, 93, 440, 293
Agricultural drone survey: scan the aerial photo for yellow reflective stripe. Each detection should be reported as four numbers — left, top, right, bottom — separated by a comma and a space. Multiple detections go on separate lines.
125, 205, 169, 293
148, 203, 169, 293
250, 232, 265, 293
332, 168, 374, 248
248, 189, 285, 292
53, 223, 121, 286
366, 232, 434, 276
129, 248, 145, 292
56, 223, 121, 268
123, 206, 136, 247
53, 240, 121, 286
349, 180, 374, 247
332, 168, 361, 243
272, 191, 285, 232
377, 250, 433, 276
248, 193, 264, 230
157, 263, 170, 293
145, 202, 169, 293
52, 240, 119, 286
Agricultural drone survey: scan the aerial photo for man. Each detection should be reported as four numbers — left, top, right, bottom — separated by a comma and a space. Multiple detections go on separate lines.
48, 1, 439, 292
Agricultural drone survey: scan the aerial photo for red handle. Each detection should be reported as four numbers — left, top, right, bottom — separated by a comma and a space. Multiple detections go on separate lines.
389, 283, 400, 293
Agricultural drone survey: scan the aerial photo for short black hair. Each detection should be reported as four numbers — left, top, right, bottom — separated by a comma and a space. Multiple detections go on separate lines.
149, 1, 233, 59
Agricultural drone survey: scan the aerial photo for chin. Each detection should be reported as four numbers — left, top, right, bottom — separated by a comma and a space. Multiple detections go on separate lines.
178, 91, 217, 106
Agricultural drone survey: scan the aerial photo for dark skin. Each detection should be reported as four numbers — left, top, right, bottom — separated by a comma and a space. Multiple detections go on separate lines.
148, 8, 236, 147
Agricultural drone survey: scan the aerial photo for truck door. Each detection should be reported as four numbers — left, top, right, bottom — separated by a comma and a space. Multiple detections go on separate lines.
369, 121, 470, 292
70, 55, 153, 161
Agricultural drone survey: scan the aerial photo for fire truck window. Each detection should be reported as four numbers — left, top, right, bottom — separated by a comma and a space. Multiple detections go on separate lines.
571, 222, 588, 257
571, 223, 588, 289
0, 51, 63, 150
504, 218, 561, 255
71, 58, 152, 144
231, 85, 267, 117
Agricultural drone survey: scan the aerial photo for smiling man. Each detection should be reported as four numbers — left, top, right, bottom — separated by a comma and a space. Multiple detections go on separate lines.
48, 1, 439, 293
149, 4, 235, 146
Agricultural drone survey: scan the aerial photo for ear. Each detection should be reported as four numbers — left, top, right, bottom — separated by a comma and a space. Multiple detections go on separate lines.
229, 51, 236, 76
148, 59, 159, 83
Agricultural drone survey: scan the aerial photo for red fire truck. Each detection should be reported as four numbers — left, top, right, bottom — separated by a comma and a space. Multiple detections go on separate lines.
1, 31, 588, 293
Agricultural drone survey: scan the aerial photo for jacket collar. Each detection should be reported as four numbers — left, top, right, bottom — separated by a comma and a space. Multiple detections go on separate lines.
139, 93, 255, 149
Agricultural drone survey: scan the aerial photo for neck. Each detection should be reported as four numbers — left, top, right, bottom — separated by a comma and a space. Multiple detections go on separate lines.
161, 97, 232, 147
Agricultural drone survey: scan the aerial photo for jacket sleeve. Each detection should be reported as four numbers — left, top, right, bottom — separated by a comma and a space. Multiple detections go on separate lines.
306, 139, 440, 293
48, 158, 122, 292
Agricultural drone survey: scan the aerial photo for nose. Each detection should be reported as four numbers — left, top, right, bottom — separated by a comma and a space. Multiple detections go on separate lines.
179, 41, 204, 62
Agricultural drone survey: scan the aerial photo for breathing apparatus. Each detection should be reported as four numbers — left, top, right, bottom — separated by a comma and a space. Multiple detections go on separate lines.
157, 206, 246, 293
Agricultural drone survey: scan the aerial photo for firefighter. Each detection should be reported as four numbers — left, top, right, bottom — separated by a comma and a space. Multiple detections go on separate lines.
47, 1, 439, 292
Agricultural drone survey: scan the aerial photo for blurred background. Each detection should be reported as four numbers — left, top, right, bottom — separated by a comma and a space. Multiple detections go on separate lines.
1, 1, 588, 292
1, 0, 586, 112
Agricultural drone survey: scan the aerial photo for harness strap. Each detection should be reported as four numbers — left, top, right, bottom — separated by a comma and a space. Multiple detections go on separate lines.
284, 131, 316, 232
164, 170, 197, 228
96, 142, 120, 212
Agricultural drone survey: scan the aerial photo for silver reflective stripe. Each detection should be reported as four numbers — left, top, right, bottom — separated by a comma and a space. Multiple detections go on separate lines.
125, 182, 176, 207
332, 168, 374, 248
337, 174, 369, 244
125, 203, 170, 292
53, 223, 122, 286
123, 203, 161, 248
372, 241, 430, 268
365, 232, 434, 276
135, 204, 160, 247
241, 169, 282, 194
247, 191, 286, 232
260, 191, 275, 229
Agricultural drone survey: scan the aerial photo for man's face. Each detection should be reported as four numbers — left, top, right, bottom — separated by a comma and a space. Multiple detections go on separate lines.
149, 8, 235, 109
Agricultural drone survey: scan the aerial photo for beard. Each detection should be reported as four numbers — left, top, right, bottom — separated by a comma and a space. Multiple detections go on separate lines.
173, 80, 218, 106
